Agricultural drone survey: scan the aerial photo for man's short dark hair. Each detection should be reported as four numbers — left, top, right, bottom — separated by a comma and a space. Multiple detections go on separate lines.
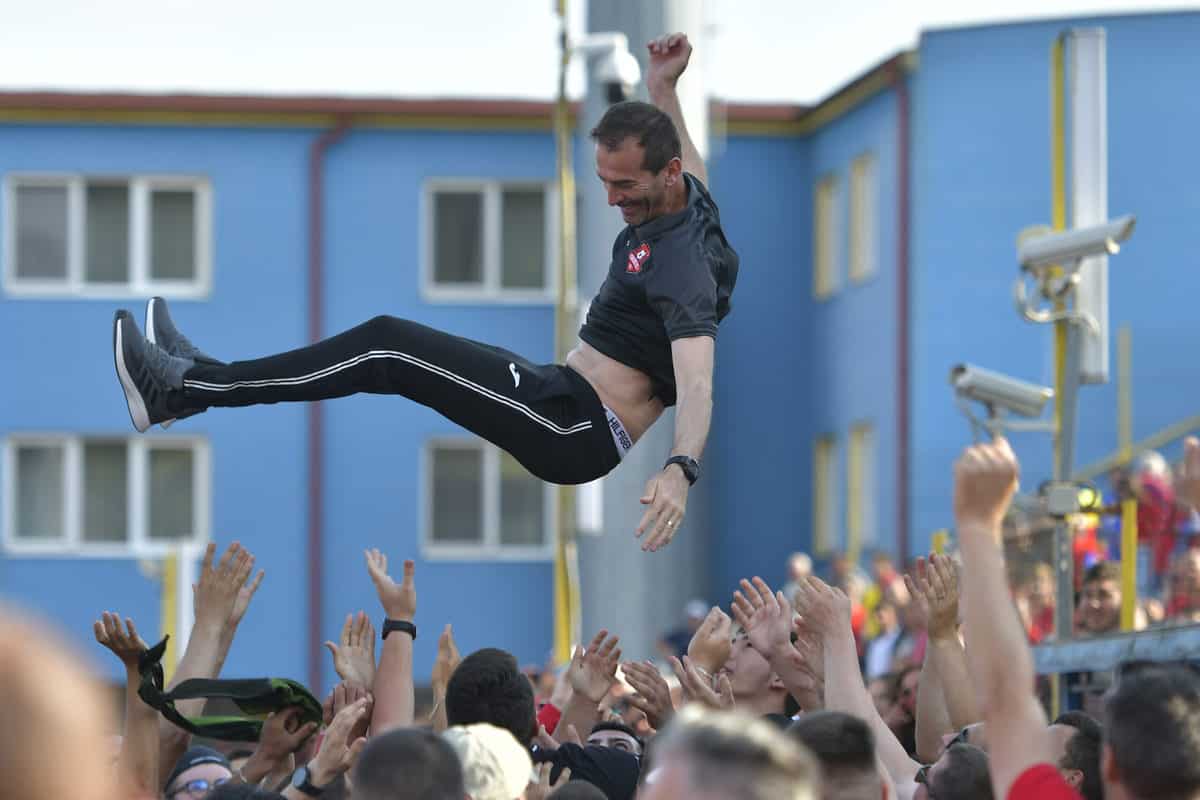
1106, 663, 1200, 799
445, 647, 537, 746
934, 743, 994, 800
1083, 561, 1121, 586
1053, 712, 1103, 800
352, 728, 464, 800
589, 101, 682, 174
788, 711, 877, 798
547, 781, 608, 799
589, 720, 644, 753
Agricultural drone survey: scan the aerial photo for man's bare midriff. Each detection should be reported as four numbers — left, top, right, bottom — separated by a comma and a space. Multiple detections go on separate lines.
565, 341, 665, 444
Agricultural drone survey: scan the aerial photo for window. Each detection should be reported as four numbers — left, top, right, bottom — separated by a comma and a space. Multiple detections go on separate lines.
813, 434, 839, 555
849, 154, 877, 284
423, 181, 556, 300
424, 440, 554, 558
3, 436, 210, 555
813, 174, 840, 299
847, 422, 877, 561
3, 175, 211, 297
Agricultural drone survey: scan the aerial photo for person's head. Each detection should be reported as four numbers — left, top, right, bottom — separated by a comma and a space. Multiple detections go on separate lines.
891, 665, 920, 717
913, 743, 993, 800
789, 553, 814, 583
442, 723, 532, 800
446, 648, 538, 746
1078, 562, 1122, 634
641, 706, 818, 800
788, 712, 884, 800
867, 676, 892, 718
163, 746, 233, 800
589, 101, 683, 226
205, 786, 286, 800
588, 720, 645, 757
685, 599, 710, 631
721, 630, 790, 716
871, 553, 896, 584
875, 602, 898, 632
353, 728, 465, 800
1052, 712, 1103, 800
1026, 562, 1056, 609
0, 611, 116, 800
1103, 662, 1200, 800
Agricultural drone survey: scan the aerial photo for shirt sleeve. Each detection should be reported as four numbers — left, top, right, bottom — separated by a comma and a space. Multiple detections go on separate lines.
645, 236, 719, 341
1007, 764, 1083, 800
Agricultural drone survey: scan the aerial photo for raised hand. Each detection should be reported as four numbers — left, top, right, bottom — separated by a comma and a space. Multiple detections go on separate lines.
431, 624, 461, 691
646, 32, 693, 90
670, 655, 734, 710
307, 697, 371, 787
525, 763, 571, 800
192, 541, 258, 631
324, 611, 377, 690
734, 577, 793, 658
621, 660, 675, 731
242, 706, 318, 784
904, 553, 960, 640
365, 549, 416, 622
793, 575, 852, 639
686, 606, 732, 674
953, 437, 1020, 533
567, 630, 622, 704
93, 612, 148, 669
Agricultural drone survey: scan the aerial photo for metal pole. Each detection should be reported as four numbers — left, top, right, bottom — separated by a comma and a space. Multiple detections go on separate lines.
1118, 326, 1138, 631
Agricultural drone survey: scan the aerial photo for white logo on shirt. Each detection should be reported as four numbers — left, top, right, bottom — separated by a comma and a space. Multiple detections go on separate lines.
509, 363, 521, 388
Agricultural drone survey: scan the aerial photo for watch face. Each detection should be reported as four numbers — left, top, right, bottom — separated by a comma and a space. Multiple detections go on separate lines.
292, 766, 309, 788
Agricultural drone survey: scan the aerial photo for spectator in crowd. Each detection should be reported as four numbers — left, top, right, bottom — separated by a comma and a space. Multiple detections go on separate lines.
781, 552, 814, 609
863, 602, 903, 680
442, 723, 536, 800
352, 728, 465, 800
446, 648, 539, 747
657, 599, 710, 659
1131, 449, 1179, 593
586, 721, 644, 756
788, 711, 888, 800
1076, 561, 1123, 636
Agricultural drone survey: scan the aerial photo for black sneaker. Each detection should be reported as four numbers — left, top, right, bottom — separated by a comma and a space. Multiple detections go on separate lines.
145, 297, 223, 429
112, 310, 195, 433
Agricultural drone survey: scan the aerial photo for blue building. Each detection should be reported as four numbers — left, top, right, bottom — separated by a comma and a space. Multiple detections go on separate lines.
3, 10, 1200, 690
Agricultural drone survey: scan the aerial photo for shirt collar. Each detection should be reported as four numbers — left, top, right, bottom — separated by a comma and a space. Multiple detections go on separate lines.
632, 173, 698, 240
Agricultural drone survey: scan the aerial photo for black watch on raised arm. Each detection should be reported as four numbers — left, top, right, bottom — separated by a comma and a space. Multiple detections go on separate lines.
382, 619, 417, 641
291, 764, 327, 797
664, 455, 701, 485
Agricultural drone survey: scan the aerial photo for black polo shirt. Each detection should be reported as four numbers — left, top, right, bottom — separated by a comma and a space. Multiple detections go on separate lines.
578, 173, 738, 407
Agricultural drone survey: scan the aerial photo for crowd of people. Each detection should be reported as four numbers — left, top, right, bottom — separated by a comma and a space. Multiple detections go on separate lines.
6, 438, 1200, 800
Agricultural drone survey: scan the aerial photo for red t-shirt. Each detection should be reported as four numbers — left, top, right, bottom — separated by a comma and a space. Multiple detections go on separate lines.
1008, 764, 1082, 800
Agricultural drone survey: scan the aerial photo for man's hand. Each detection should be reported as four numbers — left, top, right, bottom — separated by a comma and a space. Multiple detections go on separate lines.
732, 577, 793, 658
953, 437, 1020, 533
686, 606, 732, 674
324, 611, 377, 690
670, 655, 734, 710
431, 624, 461, 691
646, 33, 692, 92
1179, 437, 1200, 511
567, 630, 622, 705
365, 549, 416, 621
637, 467, 689, 552
243, 707, 318, 784
526, 764, 571, 800
94, 612, 148, 669
192, 541, 260, 631
308, 697, 371, 788
793, 576, 852, 639
622, 660, 675, 731
904, 554, 960, 641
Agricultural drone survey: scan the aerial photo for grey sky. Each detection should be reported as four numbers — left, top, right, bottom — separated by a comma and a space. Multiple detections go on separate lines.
0, 0, 1191, 103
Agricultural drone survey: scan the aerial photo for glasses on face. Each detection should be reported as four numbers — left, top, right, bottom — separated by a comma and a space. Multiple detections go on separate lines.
915, 765, 938, 799
168, 777, 230, 797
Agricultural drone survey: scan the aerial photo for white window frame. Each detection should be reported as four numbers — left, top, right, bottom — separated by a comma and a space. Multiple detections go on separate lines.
420, 437, 556, 561
2, 173, 213, 299
2, 434, 211, 557
420, 179, 559, 304
813, 173, 841, 300
849, 153, 878, 285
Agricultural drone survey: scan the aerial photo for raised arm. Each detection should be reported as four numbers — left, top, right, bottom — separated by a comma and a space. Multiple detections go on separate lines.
646, 33, 707, 185
731, 577, 823, 712
94, 612, 158, 797
637, 335, 713, 552
365, 549, 416, 734
955, 438, 1054, 798
907, 554, 979, 731
553, 630, 622, 739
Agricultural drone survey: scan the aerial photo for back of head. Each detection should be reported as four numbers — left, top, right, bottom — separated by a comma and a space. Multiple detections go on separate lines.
1106, 663, 1200, 799
788, 712, 878, 799
447, 648, 537, 745
0, 610, 115, 800
549, 781, 609, 800
442, 723, 533, 800
937, 743, 993, 800
1053, 712, 1103, 800
652, 706, 818, 800
352, 728, 465, 800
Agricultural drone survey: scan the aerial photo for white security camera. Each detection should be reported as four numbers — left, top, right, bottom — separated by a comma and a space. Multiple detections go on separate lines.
576, 33, 642, 105
1017, 215, 1136, 273
949, 363, 1054, 419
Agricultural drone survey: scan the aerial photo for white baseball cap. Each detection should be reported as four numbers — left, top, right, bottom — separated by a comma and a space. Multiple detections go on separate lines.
442, 723, 533, 800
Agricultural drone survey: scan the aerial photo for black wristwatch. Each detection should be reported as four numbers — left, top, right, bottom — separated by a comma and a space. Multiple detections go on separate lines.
382, 618, 417, 641
664, 455, 701, 485
291, 764, 327, 797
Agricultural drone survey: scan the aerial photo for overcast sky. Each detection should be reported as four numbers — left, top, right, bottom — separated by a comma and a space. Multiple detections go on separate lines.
0, 0, 1192, 104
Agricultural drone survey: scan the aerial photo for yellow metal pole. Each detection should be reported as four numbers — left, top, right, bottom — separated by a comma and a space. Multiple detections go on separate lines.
160, 551, 179, 684
552, 0, 581, 665
1118, 326, 1138, 630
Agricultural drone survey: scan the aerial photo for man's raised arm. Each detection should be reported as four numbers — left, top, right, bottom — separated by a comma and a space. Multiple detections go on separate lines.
646, 33, 707, 185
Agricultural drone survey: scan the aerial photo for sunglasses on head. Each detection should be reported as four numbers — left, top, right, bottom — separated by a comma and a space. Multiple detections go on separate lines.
168, 777, 230, 797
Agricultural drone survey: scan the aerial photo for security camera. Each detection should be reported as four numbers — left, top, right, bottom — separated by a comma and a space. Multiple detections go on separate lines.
575, 33, 642, 105
949, 363, 1054, 419
1018, 215, 1136, 273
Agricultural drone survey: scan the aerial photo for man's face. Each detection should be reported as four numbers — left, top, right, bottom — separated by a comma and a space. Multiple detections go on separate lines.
1078, 578, 1121, 633
588, 728, 643, 756
721, 633, 775, 699
898, 669, 920, 716
595, 138, 669, 226
165, 764, 233, 799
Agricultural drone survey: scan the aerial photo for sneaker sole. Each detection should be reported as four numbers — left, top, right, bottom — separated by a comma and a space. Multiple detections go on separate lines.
113, 313, 152, 433
146, 297, 177, 429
